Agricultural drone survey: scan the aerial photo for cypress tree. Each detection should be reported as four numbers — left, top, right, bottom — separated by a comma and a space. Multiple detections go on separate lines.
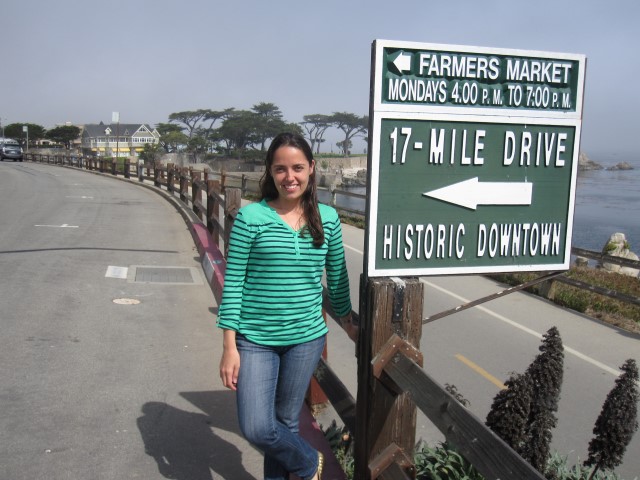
584, 358, 639, 478
486, 372, 532, 456
522, 326, 565, 474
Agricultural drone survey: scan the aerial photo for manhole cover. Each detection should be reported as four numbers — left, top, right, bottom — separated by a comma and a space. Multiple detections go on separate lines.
113, 298, 141, 305
129, 266, 202, 285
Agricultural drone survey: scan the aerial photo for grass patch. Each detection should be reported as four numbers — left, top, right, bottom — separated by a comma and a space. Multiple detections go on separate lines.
488, 266, 640, 334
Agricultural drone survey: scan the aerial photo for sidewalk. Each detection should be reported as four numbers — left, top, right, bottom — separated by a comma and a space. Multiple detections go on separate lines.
135, 173, 348, 479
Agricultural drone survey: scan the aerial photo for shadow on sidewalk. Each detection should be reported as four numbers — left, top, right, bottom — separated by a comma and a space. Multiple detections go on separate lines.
137, 392, 255, 480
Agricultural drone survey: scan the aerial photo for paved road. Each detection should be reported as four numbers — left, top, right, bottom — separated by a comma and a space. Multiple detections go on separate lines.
2, 161, 638, 479
0, 162, 262, 479
329, 220, 640, 479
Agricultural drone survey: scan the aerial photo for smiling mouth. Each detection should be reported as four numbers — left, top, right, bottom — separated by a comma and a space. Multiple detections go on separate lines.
282, 184, 299, 191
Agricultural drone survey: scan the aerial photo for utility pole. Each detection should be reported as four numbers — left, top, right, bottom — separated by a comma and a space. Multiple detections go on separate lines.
23, 125, 29, 152
112, 112, 120, 161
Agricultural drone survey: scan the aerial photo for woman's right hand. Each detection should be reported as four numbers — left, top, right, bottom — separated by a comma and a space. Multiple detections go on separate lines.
219, 329, 240, 391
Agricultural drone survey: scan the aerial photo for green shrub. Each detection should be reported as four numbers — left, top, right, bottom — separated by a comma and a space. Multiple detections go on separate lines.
414, 442, 484, 480
547, 452, 621, 480
320, 424, 633, 479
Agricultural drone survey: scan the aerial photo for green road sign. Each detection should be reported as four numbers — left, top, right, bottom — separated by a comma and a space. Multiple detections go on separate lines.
366, 40, 586, 277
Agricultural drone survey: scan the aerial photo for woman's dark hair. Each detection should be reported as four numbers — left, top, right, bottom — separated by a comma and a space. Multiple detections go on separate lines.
260, 132, 324, 247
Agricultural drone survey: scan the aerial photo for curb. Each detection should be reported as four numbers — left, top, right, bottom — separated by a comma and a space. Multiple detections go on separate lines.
189, 222, 226, 304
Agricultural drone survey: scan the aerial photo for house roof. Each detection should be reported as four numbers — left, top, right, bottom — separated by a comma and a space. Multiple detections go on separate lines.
82, 123, 158, 138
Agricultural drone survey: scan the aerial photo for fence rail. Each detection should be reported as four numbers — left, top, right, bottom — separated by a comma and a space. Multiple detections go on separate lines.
373, 334, 546, 480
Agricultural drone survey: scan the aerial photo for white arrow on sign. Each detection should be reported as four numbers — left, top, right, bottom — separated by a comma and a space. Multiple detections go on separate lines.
392, 52, 412, 73
423, 177, 533, 210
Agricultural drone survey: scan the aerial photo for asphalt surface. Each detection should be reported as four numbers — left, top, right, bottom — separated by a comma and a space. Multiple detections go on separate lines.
0, 162, 263, 479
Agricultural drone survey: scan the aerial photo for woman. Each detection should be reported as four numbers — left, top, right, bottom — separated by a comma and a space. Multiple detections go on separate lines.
217, 132, 354, 480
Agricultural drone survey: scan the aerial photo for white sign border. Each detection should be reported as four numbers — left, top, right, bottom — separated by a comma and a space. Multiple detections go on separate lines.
366, 110, 583, 277
373, 39, 587, 120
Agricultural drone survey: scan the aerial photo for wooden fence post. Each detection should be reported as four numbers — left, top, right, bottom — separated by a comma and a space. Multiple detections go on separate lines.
223, 188, 242, 257
241, 174, 248, 196
192, 171, 202, 220
207, 179, 221, 243
220, 170, 227, 193
354, 277, 423, 480
154, 165, 162, 187
180, 168, 188, 203
124, 158, 130, 179
166, 164, 174, 192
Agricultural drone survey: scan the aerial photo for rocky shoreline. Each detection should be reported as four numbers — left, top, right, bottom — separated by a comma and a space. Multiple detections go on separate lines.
328, 152, 635, 187
578, 151, 635, 172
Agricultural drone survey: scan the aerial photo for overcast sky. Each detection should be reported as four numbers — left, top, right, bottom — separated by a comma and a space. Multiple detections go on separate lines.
2, 0, 638, 163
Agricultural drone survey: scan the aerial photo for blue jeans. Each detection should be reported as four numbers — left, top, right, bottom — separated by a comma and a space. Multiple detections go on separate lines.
235, 334, 325, 480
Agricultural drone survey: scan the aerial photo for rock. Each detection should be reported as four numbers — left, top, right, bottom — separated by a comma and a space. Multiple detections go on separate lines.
606, 162, 634, 171
599, 233, 639, 277
340, 167, 367, 186
578, 151, 603, 171
574, 256, 589, 268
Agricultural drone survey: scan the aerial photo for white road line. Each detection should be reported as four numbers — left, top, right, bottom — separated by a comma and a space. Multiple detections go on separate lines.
34, 224, 79, 228
420, 279, 620, 376
344, 244, 362, 254
343, 241, 620, 377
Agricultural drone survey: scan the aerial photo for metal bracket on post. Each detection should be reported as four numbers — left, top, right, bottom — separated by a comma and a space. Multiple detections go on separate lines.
371, 333, 423, 394
368, 443, 415, 480
390, 277, 405, 325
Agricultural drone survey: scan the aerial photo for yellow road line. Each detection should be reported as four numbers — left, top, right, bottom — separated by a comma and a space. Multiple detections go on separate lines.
455, 354, 506, 390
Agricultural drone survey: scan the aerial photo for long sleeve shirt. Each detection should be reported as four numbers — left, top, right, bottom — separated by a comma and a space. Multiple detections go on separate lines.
216, 199, 352, 346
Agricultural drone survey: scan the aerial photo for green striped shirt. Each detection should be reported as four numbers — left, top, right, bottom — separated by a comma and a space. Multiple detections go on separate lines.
216, 199, 352, 346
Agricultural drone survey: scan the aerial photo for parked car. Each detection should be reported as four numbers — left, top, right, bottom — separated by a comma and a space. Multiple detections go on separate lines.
0, 140, 24, 161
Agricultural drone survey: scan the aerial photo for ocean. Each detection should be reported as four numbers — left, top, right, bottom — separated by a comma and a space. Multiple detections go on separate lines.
573, 163, 640, 252
320, 161, 640, 254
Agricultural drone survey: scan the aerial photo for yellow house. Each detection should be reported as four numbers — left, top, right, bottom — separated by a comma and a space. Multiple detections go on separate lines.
81, 122, 160, 157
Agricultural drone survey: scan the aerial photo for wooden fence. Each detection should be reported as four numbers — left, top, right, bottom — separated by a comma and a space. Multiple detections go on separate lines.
24, 153, 638, 479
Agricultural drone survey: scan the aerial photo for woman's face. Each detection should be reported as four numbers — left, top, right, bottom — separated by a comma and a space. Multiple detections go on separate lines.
270, 146, 314, 204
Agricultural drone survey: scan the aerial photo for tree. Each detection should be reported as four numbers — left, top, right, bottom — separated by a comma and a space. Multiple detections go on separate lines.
216, 110, 262, 155
139, 143, 164, 165
330, 112, 368, 156
200, 108, 235, 152
300, 114, 332, 154
186, 135, 209, 163
46, 125, 81, 149
168, 109, 210, 138
155, 123, 188, 153
252, 102, 287, 151
3, 123, 46, 147
486, 372, 532, 456
584, 358, 639, 478
203, 108, 234, 132
522, 326, 565, 475
336, 140, 352, 155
